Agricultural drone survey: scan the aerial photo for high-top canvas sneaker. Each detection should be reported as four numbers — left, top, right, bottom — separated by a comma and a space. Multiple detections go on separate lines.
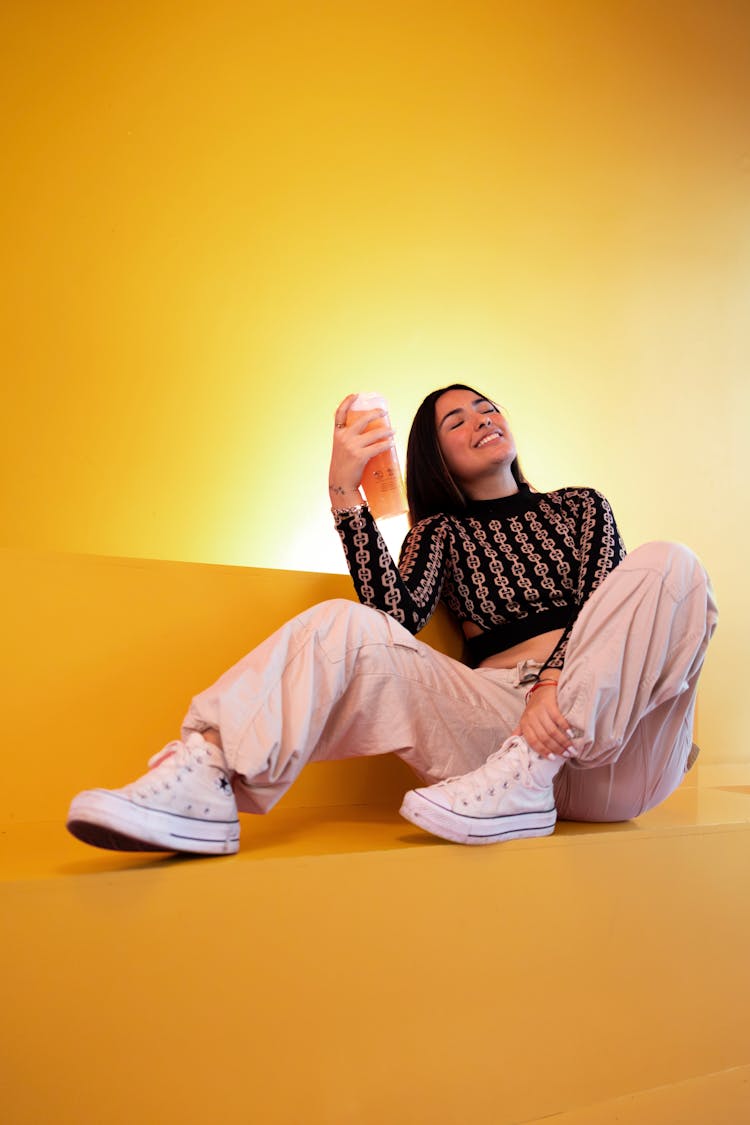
400, 735, 560, 845
66, 732, 240, 855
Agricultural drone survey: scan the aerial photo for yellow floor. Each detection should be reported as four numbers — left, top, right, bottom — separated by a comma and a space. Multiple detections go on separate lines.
3, 775, 750, 1125
3, 547, 747, 1122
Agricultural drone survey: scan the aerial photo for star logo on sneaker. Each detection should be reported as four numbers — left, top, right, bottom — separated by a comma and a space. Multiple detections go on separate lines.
217, 775, 232, 794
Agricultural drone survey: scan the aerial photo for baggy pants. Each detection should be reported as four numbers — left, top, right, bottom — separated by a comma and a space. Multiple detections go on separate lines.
181, 541, 717, 822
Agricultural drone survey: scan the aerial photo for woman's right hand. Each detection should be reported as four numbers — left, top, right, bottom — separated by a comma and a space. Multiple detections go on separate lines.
328, 394, 395, 506
513, 680, 578, 761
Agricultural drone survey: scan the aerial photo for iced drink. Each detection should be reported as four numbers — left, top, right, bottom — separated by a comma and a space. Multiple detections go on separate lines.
347, 393, 407, 520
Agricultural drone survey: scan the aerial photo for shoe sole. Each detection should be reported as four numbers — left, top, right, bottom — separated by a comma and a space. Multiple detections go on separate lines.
66, 790, 240, 856
399, 790, 557, 846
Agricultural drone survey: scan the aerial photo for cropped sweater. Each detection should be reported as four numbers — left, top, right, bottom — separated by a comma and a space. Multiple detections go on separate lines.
334, 484, 626, 675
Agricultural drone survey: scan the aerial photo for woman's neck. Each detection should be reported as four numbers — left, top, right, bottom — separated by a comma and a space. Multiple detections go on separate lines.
463, 466, 519, 501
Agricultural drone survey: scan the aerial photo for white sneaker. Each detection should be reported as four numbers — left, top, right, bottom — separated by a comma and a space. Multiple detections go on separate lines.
399, 736, 559, 845
66, 732, 240, 855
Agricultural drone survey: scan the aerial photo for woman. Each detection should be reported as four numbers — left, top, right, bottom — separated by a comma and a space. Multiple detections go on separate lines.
67, 385, 717, 853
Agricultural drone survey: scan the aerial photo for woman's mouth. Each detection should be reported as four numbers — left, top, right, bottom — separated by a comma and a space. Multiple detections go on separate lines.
476, 431, 502, 448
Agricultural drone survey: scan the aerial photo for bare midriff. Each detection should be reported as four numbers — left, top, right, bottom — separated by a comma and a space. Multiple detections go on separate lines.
462, 623, 565, 671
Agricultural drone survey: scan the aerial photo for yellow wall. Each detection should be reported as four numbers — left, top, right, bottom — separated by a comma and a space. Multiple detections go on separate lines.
2, 1, 747, 759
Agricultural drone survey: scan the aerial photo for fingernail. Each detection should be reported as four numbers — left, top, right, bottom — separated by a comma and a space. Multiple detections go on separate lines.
566, 729, 576, 739
547, 753, 557, 761
566, 746, 576, 756
563, 749, 574, 759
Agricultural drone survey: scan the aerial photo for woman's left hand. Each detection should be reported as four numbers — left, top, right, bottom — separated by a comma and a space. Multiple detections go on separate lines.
514, 681, 577, 760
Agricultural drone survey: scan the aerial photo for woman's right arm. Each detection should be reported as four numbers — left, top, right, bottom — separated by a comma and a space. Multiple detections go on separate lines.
334, 508, 451, 633
329, 396, 451, 632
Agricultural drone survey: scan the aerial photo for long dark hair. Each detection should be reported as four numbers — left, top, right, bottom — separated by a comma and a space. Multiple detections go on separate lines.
405, 383, 529, 524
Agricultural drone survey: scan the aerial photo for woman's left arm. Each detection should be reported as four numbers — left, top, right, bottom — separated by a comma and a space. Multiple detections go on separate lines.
516, 490, 625, 757
537, 489, 626, 678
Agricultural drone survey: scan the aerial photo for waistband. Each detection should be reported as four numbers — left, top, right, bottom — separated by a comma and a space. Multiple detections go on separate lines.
475, 658, 543, 688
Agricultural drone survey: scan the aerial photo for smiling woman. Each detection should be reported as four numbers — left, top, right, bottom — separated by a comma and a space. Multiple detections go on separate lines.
66, 383, 717, 856
437, 390, 518, 499
405, 384, 530, 523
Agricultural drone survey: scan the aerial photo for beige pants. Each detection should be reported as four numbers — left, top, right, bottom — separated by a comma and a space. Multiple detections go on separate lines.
182, 541, 717, 822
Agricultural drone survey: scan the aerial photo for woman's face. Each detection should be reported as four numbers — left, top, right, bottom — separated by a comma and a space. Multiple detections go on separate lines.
434, 388, 517, 489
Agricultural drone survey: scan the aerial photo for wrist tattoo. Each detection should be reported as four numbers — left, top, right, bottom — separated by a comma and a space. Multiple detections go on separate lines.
329, 484, 350, 496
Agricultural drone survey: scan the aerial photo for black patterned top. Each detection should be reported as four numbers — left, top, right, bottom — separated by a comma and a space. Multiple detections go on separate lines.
334, 484, 626, 675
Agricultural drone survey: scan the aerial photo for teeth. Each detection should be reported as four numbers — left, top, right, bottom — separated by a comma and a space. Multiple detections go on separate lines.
477, 432, 500, 447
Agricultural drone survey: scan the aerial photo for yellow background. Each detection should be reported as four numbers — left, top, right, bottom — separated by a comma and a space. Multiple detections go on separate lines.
2, 0, 747, 760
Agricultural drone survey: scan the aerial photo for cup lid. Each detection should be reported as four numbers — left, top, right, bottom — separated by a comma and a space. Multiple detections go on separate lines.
351, 392, 387, 411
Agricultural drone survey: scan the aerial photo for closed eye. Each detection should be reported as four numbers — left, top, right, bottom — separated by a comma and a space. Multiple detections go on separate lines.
439, 398, 501, 431
451, 407, 497, 430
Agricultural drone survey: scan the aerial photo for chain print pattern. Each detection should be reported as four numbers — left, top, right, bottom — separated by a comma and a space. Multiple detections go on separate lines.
335, 488, 625, 670
350, 509, 377, 609
524, 508, 573, 599
451, 521, 497, 625
397, 514, 451, 628
440, 521, 480, 624
537, 494, 579, 556
542, 489, 624, 671
462, 519, 523, 625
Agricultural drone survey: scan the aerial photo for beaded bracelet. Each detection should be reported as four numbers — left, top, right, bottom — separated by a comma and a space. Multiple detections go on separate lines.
525, 679, 559, 703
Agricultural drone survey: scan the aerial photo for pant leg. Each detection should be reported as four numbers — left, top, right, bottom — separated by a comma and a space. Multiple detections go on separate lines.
181, 599, 523, 813
553, 541, 718, 822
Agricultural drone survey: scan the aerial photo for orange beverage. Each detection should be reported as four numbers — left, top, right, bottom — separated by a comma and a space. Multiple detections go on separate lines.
347, 393, 408, 520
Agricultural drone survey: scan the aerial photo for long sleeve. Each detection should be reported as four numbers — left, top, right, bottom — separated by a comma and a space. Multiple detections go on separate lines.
334, 506, 452, 633
538, 489, 626, 676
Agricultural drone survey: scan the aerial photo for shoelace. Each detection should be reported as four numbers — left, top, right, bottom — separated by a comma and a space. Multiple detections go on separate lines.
435, 737, 534, 802
135, 736, 207, 797
147, 733, 208, 771
147, 740, 182, 771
